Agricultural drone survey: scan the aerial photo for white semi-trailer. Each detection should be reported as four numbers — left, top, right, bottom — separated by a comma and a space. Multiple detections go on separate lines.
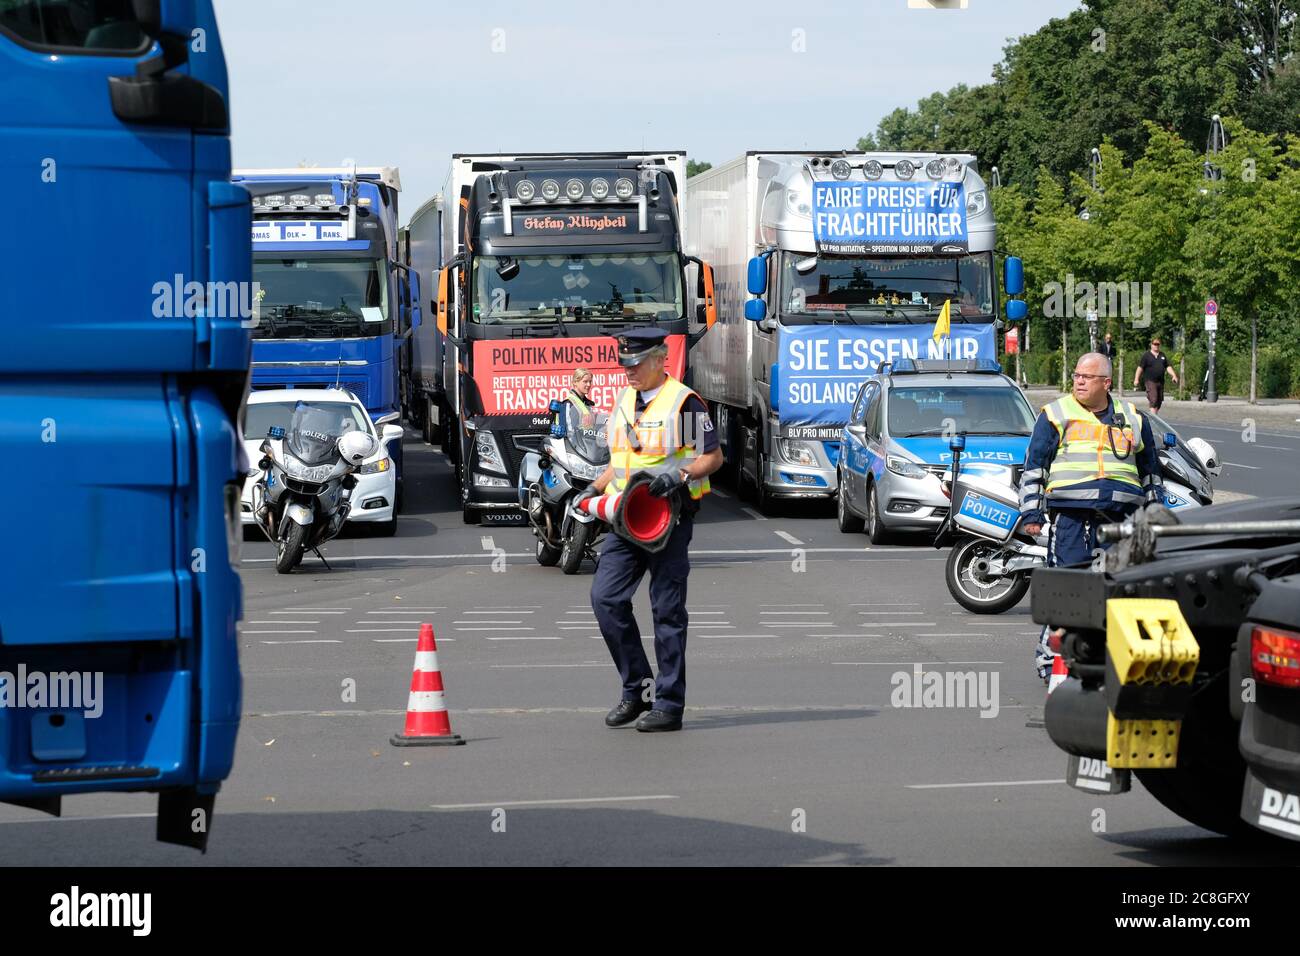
686, 151, 1018, 514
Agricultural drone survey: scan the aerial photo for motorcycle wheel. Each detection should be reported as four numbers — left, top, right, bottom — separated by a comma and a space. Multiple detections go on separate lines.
945, 535, 1030, 614
560, 521, 593, 575
276, 520, 309, 574
536, 536, 561, 567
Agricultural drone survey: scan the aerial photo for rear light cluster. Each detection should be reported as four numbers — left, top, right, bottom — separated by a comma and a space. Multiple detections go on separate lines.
1251, 626, 1300, 689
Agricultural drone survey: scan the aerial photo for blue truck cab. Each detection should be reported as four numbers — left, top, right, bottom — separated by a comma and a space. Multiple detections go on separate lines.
231, 167, 419, 493
0, 0, 249, 849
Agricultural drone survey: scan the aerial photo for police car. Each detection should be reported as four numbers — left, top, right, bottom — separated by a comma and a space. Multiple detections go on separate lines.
836, 358, 1036, 543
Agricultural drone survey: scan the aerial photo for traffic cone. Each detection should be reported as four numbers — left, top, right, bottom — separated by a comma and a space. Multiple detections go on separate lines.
391, 624, 465, 746
1047, 654, 1068, 695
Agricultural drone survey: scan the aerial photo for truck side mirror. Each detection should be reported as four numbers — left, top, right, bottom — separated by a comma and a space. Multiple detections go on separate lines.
698, 261, 717, 329
1005, 299, 1028, 321
746, 256, 767, 296
744, 299, 766, 322
1004, 256, 1024, 297
436, 264, 451, 335
409, 271, 423, 329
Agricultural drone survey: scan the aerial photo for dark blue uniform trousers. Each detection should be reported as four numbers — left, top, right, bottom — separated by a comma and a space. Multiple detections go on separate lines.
591, 515, 693, 715
1047, 507, 1133, 568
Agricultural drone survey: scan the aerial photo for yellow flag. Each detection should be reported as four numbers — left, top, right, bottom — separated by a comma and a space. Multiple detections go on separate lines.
932, 299, 951, 341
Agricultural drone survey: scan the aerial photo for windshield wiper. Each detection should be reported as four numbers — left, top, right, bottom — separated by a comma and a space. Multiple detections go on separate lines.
964, 430, 1032, 436
897, 428, 948, 437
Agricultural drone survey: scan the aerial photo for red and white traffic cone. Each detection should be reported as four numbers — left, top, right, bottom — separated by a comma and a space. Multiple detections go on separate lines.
391, 623, 464, 746
1047, 654, 1068, 695
578, 490, 622, 522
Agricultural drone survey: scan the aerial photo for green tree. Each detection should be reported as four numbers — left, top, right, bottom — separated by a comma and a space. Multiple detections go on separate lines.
686, 160, 712, 178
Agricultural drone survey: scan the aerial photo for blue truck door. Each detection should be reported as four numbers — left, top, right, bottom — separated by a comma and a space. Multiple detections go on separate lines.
0, 1, 246, 849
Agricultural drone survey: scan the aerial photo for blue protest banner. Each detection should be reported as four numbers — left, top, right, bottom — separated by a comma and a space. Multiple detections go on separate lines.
812, 181, 969, 254
776, 323, 996, 433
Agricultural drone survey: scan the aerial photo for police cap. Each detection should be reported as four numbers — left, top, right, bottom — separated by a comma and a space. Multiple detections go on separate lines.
612, 327, 670, 368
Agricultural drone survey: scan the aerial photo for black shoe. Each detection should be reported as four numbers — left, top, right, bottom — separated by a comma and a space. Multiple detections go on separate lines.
635, 709, 682, 733
605, 698, 652, 728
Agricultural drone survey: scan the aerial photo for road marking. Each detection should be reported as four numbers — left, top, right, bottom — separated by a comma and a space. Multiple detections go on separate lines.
243, 630, 317, 635
480, 535, 496, 551
697, 634, 779, 639
774, 530, 804, 546
246, 547, 933, 564
271, 610, 345, 615
367, 609, 443, 614
862, 622, 936, 628
347, 628, 423, 633
373, 637, 453, 643
246, 620, 319, 624
429, 795, 678, 810
0, 812, 157, 826
906, 779, 1065, 790
762, 610, 830, 615
564, 610, 600, 615
858, 610, 925, 615
486, 636, 562, 641
454, 626, 534, 631
491, 663, 608, 669
764, 623, 835, 628
852, 602, 919, 606
559, 625, 599, 630
688, 611, 727, 615
761, 603, 824, 607
834, 661, 1005, 666
472, 607, 541, 611
741, 507, 767, 521
922, 633, 993, 638
1223, 461, 1261, 470
452, 620, 523, 625
259, 639, 342, 645
689, 623, 735, 628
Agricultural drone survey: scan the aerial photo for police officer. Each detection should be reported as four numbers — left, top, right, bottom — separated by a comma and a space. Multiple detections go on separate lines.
566, 367, 598, 428
1020, 352, 1164, 680
582, 328, 723, 732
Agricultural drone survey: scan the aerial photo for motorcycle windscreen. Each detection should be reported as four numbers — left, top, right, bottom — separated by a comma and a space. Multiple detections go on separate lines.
566, 404, 610, 466
284, 404, 353, 466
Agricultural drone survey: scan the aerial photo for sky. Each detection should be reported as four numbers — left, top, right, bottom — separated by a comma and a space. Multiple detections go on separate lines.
217, 0, 1084, 224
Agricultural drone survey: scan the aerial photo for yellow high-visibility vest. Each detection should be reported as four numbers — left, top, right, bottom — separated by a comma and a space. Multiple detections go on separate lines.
566, 390, 595, 428
1043, 394, 1145, 503
607, 377, 711, 500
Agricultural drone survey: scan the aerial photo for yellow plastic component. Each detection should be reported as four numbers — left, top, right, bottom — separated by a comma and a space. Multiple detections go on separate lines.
1104, 599, 1200, 769
1107, 715, 1181, 768
1106, 598, 1199, 687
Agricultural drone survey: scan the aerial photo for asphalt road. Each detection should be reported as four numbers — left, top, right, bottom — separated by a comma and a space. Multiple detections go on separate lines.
2, 427, 1298, 866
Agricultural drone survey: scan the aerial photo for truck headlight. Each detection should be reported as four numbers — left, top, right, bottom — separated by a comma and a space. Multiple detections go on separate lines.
886, 455, 927, 480
779, 439, 818, 466
359, 458, 391, 475
475, 431, 507, 474
474, 473, 511, 488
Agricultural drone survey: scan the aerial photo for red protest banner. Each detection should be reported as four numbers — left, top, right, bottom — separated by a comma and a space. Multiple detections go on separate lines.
471, 334, 686, 415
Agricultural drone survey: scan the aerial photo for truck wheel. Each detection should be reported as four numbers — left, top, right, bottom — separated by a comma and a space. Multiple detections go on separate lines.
1133, 669, 1268, 840
560, 521, 593, 575
865, 481, 891, 545
836, 473, 865, 533
421, 400, 434, 445
752, 444, 775, 516
944, 536, 1029, 613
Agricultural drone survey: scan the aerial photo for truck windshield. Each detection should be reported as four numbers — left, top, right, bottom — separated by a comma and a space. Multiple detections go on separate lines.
251, 257, 390, 339
887, 385, 1035, 437
471, 253, 682, 323
780, 252, 994, 325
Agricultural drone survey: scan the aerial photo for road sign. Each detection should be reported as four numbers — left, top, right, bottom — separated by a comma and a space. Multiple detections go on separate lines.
1205, 299, 1218, 316
1205, 314, 1218, 331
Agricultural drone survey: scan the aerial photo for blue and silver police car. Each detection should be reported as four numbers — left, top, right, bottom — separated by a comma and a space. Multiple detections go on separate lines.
836, 358, 1036, 543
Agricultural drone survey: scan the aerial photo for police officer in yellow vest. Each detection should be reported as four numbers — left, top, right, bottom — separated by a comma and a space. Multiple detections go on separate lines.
566, 367, 598, 428
1019, 351, 1163, 679
579, 328, 723, 732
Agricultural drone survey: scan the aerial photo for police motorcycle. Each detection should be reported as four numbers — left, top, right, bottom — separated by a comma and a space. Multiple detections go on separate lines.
934, 425, 1219, 614
519, 398, 611, 574
250, 402, 379, 573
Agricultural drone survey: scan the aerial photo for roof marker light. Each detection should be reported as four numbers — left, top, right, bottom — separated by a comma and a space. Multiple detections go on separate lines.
515, 180, 536, 202
614, 177, 635, 200
565, 178, 585, 201
540, 179, 561, 201
590, 177, 610, 199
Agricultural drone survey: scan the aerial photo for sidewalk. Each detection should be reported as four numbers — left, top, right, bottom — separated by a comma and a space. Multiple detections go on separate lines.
1023, 386, 1300, 431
